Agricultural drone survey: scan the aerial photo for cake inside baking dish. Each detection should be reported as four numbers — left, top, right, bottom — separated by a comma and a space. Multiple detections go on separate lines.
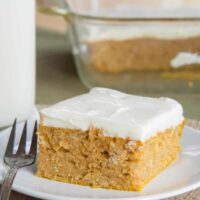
37, 87, 185, 191
86, 22, 200, 74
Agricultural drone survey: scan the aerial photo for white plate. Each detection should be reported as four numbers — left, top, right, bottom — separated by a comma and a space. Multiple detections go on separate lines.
0, 121, 200, 200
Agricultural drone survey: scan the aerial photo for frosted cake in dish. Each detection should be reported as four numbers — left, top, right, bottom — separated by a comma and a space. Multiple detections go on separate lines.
83, 0, 200, 75
87, 23, 200, 74
37, 88, 185, 191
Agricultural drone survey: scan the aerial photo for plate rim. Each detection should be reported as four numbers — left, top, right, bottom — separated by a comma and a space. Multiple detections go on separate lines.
13, 180, 200, 200
0, 123, 200, 200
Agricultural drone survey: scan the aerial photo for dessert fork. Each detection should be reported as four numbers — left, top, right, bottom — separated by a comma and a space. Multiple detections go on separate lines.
0, 119, 37, 200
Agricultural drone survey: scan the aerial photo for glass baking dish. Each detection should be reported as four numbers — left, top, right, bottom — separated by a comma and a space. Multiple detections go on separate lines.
38, 0, 200, 94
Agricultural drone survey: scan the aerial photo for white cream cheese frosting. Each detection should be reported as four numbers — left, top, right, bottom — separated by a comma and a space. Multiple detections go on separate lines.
41, 88, 184, 142
85, 23, 200, 42
171, 52, 200, 68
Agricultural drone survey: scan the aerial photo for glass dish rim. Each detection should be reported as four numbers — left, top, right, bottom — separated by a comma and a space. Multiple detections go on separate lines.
59, 1, 200, 22
68, 11, 200, 22
40, 3, 200, 22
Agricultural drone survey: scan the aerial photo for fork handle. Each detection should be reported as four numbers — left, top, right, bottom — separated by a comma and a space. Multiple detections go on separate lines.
0, 166, 18, 200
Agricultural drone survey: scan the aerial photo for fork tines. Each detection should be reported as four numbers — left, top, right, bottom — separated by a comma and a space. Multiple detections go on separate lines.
4, 119, 38, 163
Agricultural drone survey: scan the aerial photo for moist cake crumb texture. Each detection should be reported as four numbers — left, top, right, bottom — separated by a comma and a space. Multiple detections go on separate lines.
87, 37, 200, 73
